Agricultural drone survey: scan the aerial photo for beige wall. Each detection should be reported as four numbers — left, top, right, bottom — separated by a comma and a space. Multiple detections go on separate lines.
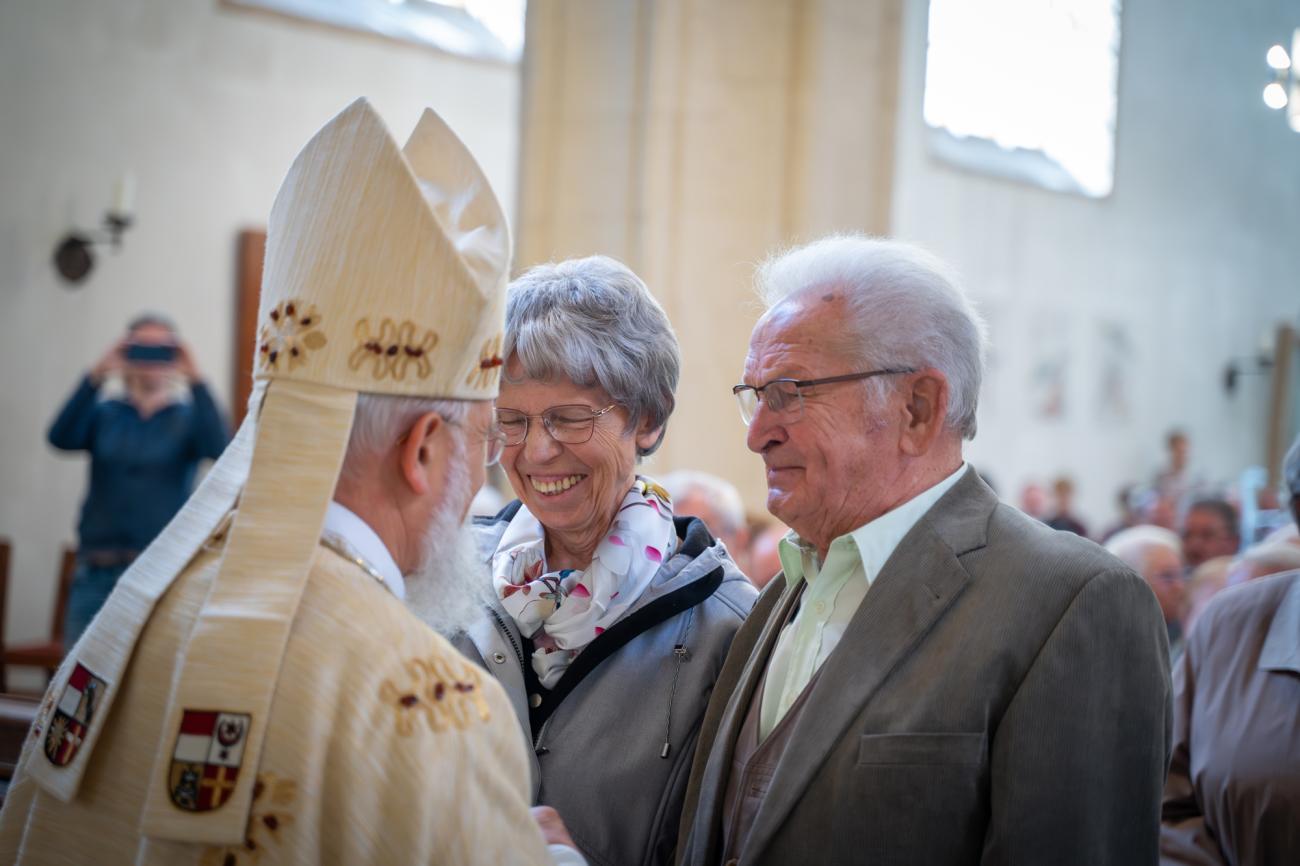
516, 0, 1300, 535
515, 0, 904, 514
0, 0, 519, 647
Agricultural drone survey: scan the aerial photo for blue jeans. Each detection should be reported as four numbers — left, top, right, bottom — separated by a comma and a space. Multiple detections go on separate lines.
63, 560, 129, 649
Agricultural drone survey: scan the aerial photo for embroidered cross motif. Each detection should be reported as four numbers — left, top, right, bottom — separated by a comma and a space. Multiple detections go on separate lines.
348, 318, 439, 380
466, 334, 504, 389
200, 772, 298, 866
379, 655, 491, 736
258, 300, 327, 372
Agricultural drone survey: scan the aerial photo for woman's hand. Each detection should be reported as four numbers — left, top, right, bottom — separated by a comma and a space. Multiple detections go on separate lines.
531, 805, 578, 849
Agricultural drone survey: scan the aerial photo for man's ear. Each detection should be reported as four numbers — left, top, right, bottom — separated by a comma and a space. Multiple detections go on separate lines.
398, 411, 446, 496
898, 370, 950, 457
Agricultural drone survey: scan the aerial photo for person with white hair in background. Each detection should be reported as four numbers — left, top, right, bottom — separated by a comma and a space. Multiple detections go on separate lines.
1161, 431, 1300, 865
0, 100, 582, 865
1226, 542, 1300, 586
661, 470, 753, 576
679, 235, 1171, 866
1105, 525, 1187, 656
457, 256, 756, 866
1181, 556, 1233, 637
745, 520, 789, 589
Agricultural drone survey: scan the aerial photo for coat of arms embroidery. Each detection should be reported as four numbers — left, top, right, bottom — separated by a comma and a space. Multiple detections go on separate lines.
168, 710, 251, 812
43, 662, 107, 767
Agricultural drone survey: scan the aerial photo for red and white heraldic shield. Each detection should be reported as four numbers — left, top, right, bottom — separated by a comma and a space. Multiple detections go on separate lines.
43, 662, 107, 768
167, 710, 251, 812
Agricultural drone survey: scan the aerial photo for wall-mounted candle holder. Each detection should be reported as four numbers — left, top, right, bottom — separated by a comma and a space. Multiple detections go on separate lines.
53, 174, 136, 285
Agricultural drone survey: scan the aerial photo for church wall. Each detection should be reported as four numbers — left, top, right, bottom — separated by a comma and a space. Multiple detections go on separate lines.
0, 0, 520, 649
890, 0, 1300, 528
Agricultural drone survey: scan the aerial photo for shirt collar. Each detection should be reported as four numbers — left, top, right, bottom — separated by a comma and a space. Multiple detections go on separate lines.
322, 501, 405, 600
779, 462, 969, 589
1259, 572, 1300, 674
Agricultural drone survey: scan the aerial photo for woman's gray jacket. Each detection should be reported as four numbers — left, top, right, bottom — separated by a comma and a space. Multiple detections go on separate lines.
455, 503, 757, 866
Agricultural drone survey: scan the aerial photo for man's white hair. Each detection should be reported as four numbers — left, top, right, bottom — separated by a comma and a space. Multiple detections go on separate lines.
1105, 525, 1183, 572
1235, 542, 1300, 576
660, 470, 746, 535
756, 234, 988, 439
341, 393, 473, 480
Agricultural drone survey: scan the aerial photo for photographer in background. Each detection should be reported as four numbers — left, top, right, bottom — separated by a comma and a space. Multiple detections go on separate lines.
47, 313, 229, 646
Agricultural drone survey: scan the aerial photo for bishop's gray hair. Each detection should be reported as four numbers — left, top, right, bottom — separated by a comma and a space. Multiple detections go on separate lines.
340, 393, 473, 482
504, 255, 680, 457
756, 235, 988, 440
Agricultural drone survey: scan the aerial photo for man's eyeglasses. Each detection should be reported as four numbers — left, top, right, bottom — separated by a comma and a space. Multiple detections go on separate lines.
495, 403, 619, 447
445, 420, 508, 466
732, 369, 915, 425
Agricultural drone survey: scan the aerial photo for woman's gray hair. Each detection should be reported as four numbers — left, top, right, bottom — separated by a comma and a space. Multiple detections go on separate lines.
504, 255, 680, 457
756, 235, 988, 440
341, 393, 472, 481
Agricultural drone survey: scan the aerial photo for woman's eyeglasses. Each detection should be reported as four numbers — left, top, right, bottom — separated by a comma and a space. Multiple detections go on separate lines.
495, 403, 619, 446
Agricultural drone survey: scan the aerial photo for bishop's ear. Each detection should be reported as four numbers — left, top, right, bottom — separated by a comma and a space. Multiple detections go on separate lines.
398, 411, 447, 495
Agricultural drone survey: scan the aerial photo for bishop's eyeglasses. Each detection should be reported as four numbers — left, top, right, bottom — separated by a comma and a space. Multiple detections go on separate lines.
495, 403, 620, 446
732, 369, 915, 425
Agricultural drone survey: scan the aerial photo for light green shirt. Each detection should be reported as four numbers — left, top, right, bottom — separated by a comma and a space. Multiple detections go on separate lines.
759, 464, 968, 739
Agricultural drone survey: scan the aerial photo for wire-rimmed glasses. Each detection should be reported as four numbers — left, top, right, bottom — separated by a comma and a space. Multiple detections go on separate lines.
732, 369, 915, 425
495, 403, 619, 446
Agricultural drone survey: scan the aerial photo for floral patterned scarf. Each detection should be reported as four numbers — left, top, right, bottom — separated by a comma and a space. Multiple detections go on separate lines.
492, 476, 677, 688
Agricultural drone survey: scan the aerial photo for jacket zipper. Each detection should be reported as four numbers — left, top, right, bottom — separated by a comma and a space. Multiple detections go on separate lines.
488, 607, 549, 752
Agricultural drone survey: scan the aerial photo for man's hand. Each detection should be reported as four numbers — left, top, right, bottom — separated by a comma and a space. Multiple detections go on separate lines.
90, 339, 126, 385
531, 805, 577, 849
174, 341, 202, 383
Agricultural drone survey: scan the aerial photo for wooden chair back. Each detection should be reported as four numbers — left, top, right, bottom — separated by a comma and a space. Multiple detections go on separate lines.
0, 539, 10, 661
50, 547, 76, 647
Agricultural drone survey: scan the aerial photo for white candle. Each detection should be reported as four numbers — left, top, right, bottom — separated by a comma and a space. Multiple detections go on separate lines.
112, 171, 136, 215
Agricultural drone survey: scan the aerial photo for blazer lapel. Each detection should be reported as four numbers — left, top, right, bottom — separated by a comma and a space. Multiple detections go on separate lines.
686, 575, 803, 863
743, 470, 994, 859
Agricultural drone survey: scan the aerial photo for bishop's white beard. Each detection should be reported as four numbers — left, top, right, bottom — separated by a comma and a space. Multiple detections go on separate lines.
403, 450, 493, 639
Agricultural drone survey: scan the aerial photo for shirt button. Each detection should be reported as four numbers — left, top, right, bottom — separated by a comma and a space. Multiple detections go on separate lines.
815, 601, 827, 614
492, 652, 507, 664
529, 693, 543, 708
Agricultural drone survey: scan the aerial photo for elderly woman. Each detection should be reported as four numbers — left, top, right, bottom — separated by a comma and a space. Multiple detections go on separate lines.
458, 256, 756, 866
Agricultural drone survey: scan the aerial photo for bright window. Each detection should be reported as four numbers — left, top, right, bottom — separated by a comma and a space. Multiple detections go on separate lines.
228, 0, 526, 63
923, 0, 1123, 198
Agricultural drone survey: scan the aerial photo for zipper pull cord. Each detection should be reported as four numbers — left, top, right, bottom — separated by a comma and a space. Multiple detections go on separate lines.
661, 644, 689, 758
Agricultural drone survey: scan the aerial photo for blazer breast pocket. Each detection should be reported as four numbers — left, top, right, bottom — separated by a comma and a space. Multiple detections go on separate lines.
856, 732, 986, 766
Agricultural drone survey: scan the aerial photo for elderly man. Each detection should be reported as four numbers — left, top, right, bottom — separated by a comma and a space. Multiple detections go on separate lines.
679, 235, 1171, 865
1106, 525, 1187, 654
662, 470, 753, 575
1180, 498, 1240, 570
0, 100, 578, 864
1161, 433, 1300, 865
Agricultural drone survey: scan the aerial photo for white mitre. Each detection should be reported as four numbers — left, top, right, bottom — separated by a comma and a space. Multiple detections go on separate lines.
24, 98, 511, 845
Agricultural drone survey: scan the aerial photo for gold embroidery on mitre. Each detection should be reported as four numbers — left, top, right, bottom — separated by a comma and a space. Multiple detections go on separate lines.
467, 334, 504, 389
258, 300, 327, 372
348, 318, 439, 381
200, 772, 298, 866
379, 655, 491, 736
